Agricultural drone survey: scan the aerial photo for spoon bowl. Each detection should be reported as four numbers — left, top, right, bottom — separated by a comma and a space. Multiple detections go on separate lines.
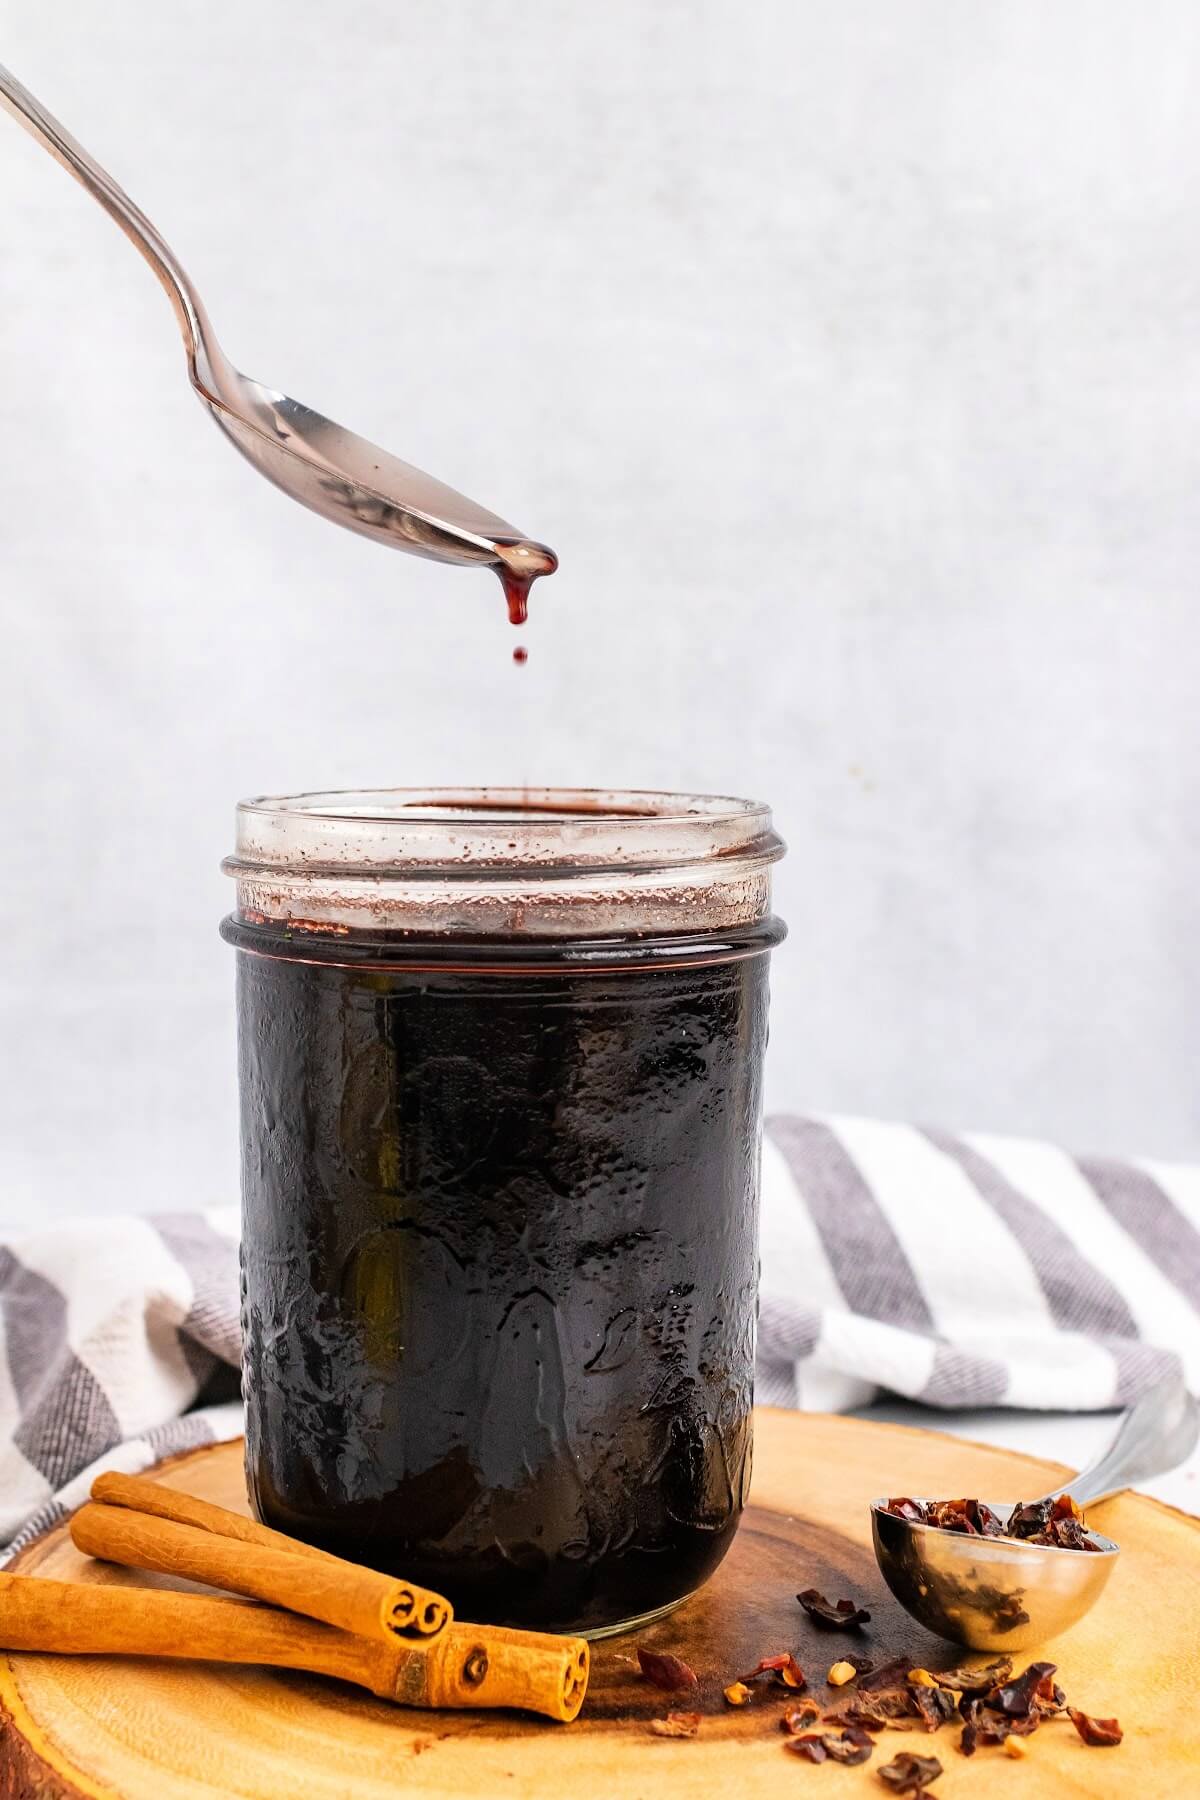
202, 372, 556, 574
869, 1376, 1197, 1650
871, 1499, 1119, 1651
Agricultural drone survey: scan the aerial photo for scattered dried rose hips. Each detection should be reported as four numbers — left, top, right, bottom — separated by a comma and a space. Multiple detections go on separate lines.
1068, 1707, 1124, 1746
797, 1588, 872, 1630
877, 1750, 943, 1792
649, 1711, 701, 1738
637, 1648, 698, 1691
723, 1681, 752, 1707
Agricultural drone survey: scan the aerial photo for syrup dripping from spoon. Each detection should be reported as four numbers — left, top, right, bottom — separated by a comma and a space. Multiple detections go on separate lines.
494, 538, 558, 625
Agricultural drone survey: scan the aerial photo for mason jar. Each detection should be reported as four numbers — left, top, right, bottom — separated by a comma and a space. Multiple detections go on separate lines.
221, 788, 785, 1635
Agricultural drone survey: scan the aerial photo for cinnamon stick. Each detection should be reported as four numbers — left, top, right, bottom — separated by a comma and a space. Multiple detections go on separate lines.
0, 1573, 587, 1720
91, 1470, 450, 1637
72, 1501, 440, 1648
455, 1621, 590, 1722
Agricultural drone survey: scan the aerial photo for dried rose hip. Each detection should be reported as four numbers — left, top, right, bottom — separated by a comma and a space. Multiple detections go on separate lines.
779, 1700, 823, 1733
723, 1681, 752, 1707
987, 1659, 1057, 1719
822, 1727, 875, 1765
738, 1652, 806, 1690
649, 1711, 702, 1738
637, 1648, 699, 1691
1036, 1676, 1066, 1715
784, 1728, 873, 1765
797, 1588, 872, 1630
786, 1734, 830, 1763
959, 1710, 1038, 1756
878, 1751, 944, 1792
859, 1656, 915, 1692
834, 1691, 917, 1732
958, 1664, 1065, 1757
1068, 1707, 1123, 1747
908, 1684, 958, 1731
930, 1656, 1012, 1694
1006, 1498, 1053, 1536
1008, 1493, 1107, 1550
883, 1497, 925, 1522
924, 1498, 1004, 1537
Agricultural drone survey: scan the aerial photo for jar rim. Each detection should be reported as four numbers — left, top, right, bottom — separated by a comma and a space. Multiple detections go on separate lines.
223, 787, 783, 935
235, 786, 771, 826
229, 787, 779, 870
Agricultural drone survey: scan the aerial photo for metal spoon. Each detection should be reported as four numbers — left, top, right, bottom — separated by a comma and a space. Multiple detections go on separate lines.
0, 64, 555, 600
871, 1375, 1199, 1650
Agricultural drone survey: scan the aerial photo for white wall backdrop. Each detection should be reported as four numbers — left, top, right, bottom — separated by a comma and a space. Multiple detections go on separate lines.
2, 1, 1198, 1226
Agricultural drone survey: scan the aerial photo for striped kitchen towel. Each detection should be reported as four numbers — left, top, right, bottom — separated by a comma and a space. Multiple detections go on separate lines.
3, 1117, 1199, 1554
759, 1116, 1200, 1414
0, 1209, 241, 1560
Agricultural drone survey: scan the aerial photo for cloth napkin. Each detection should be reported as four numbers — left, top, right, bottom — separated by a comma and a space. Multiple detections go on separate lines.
758, 1116, 1198, 1413
3, 1116, 1198, 1557
0, 1210, 241, 1561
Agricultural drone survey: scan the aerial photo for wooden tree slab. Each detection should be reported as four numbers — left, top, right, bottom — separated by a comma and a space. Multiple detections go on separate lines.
2, 1408, 1196, 1797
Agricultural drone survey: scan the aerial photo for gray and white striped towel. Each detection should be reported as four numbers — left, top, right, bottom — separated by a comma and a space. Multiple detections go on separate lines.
2, 1116, 1198, 1556
0, 1209, 241, 1561
759, 1116, 1200, 1414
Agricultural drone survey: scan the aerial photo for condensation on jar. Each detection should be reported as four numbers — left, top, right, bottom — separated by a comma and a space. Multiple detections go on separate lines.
221, 788, 786, 1636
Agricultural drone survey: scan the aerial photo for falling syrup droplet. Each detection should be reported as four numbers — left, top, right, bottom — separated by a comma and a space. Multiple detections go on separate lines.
513, 645, 529, 666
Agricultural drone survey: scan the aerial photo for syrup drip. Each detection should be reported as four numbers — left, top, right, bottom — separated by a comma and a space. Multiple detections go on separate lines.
493, 537, 558, 626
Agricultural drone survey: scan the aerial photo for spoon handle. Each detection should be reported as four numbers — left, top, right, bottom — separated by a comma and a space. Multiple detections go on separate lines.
0, 64, 226, 390
1044, 1375, 1199, 1508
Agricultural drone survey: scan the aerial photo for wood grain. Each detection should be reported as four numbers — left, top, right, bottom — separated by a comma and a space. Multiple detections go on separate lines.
2, 1408, 1196, 1798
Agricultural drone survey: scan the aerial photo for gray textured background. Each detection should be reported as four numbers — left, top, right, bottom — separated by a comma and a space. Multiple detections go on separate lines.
2, 1, 1198, 1225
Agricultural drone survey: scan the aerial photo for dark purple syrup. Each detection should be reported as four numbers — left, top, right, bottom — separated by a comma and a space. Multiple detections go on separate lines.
223, 918, 778, 1634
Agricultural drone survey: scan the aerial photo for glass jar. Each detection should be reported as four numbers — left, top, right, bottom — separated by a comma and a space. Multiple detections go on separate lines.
221, 788, 785, 1635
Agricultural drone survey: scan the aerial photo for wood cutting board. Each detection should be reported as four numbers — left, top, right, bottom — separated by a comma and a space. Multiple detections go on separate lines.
2, 1408, 1196, 1799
